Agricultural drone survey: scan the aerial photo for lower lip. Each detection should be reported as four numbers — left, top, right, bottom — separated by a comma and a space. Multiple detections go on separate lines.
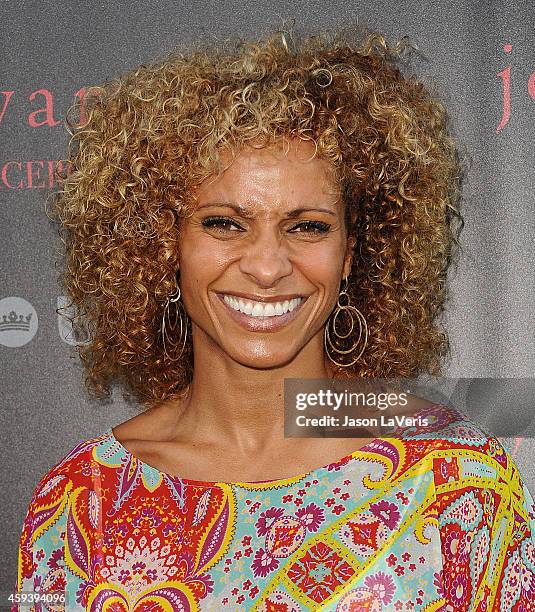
215, 293, 308, 332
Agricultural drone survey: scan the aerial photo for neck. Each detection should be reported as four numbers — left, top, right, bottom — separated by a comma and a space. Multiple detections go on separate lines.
165, 327, 334, 455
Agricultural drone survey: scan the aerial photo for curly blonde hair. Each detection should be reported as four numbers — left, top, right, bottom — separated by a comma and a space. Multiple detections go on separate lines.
52, 23, 464, 407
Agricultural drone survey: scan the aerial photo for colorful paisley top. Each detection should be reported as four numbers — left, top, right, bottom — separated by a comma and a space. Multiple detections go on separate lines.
12, 404, 535, 611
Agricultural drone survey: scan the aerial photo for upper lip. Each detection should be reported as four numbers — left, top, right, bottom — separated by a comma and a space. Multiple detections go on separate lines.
216, 291, 306, 303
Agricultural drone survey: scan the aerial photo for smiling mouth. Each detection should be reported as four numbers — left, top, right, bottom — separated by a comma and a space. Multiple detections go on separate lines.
214, 292, 308, 331
221, 294, 303, 318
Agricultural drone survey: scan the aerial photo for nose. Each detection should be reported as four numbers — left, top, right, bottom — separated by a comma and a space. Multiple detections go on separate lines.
238, 228, 293, 288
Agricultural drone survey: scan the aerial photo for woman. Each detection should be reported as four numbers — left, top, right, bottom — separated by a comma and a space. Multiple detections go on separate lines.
13, 25, 534, 611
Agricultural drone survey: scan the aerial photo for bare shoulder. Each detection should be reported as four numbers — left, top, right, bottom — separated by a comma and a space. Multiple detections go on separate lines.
112, 399, 181, 445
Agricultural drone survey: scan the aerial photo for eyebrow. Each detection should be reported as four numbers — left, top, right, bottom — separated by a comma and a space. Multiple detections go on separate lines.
196, 202, 337, 218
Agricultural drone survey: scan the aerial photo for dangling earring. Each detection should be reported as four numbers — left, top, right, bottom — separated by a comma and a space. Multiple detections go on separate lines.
161, 277, 189, 360
324, 276, 368, 367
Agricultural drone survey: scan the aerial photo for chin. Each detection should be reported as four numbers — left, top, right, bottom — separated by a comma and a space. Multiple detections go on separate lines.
228, 347, 300, 370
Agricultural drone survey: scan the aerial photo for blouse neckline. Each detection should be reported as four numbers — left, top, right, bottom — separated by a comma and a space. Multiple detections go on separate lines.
105, 426, 385, 488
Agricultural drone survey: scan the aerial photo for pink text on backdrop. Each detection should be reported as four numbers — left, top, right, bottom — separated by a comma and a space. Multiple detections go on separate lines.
497, 43, 535, 132
0, 86, 101, 128
0, 160, 72, 189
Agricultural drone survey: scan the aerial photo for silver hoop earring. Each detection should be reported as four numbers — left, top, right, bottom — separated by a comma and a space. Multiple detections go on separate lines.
324, 277, 368, 367
161, 281, 188, 360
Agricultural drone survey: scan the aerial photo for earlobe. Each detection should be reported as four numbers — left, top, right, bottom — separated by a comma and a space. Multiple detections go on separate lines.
343, 254, 353, 280
343, 238, 356, 278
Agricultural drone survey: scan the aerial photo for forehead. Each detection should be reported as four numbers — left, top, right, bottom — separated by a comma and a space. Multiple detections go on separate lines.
194, 138, 340, 205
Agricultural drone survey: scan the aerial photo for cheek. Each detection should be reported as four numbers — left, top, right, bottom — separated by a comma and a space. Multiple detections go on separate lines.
297, 244, 345, 282
179, 230, 227, 275
179, 254, 217, 295
177, 240, 232, 310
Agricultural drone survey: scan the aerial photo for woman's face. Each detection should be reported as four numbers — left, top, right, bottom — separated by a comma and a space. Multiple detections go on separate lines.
177, 138, 354, 368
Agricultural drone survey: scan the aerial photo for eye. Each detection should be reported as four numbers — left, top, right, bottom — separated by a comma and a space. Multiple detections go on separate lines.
289, 220, 331, 235
201, 217, 331, 236
201, 216, 244, 232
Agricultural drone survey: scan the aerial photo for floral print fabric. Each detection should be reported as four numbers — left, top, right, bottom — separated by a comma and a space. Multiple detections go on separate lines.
13, 404, 535, 610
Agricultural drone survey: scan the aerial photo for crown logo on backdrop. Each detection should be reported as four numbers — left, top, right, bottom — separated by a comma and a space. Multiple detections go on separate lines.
0, 310, 33, 333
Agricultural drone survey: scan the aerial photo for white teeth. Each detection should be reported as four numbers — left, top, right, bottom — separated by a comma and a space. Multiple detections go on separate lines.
222, 295, 303, 317
251, 302, 263, 316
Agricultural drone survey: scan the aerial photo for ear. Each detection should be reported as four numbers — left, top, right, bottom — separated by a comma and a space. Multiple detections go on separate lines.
342, 234, 356, 279
342, 196, 358, 279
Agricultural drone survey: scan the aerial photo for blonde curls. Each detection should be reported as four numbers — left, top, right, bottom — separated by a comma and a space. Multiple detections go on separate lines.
52, 23, 464, 407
